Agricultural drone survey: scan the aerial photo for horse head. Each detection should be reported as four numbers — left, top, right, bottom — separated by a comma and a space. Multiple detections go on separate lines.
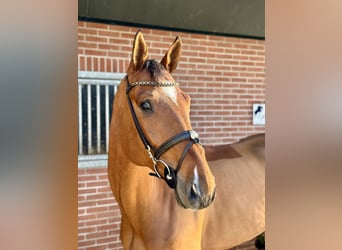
123, 31, 216, 210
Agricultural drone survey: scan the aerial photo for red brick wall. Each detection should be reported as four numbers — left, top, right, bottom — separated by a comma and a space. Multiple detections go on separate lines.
78, 21, 264, 250
78, 168, 123, 249
78, 21, 265, 145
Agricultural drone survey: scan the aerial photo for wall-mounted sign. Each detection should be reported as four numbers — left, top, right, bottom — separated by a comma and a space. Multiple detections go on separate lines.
253, 104, 265, 125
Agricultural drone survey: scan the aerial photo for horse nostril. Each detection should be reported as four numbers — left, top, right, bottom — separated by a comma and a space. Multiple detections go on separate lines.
190, 183, 201, 202
188, 182, 216, 209
211, 188, 216, 202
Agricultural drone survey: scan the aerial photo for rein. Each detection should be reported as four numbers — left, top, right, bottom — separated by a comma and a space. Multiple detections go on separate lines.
125, 75, 201, 189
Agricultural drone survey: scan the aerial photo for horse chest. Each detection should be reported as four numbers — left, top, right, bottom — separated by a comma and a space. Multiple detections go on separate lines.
119, 180, 206, 249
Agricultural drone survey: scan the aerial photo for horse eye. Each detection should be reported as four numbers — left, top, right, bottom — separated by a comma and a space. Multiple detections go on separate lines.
140, 101, 153, 112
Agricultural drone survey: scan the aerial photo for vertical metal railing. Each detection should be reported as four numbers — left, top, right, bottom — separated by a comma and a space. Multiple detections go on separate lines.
78, 83, 83, 154
78, 71, 125, 157
105, 85, 110, 151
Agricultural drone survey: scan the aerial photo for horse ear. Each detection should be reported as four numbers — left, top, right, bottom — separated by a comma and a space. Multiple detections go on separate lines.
130, 30, 149, 72
160, 36, 182, 73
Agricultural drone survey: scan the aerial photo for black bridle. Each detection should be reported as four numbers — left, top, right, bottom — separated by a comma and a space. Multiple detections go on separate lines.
125, 76, 201, 189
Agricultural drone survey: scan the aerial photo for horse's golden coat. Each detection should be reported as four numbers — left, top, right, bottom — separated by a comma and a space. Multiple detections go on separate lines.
108, 31, 265, 250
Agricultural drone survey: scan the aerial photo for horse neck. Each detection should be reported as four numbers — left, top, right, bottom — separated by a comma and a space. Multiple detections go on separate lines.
110, 80, 149, 168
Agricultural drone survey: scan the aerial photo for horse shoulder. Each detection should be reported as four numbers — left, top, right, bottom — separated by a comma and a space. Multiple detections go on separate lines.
202, 134, 265, 249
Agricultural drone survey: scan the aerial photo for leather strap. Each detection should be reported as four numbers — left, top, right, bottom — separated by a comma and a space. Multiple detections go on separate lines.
155, 130, 200, 159
125, 75, 201, 189
126, 82, 153, 151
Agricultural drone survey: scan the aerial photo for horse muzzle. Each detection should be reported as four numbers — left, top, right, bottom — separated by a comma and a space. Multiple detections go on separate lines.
175, 176, 216, 210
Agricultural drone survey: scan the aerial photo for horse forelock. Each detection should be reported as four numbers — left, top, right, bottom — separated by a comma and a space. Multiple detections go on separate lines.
140, 59, 179, 105
143, 59, 166, 78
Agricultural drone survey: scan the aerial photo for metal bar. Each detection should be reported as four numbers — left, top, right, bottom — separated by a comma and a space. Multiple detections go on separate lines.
105, 85, 109, 153
78, 71, 124, 158
78, 79, 117, 86
78, 84, 83, 155
96, 84, 101, 153
78, 154, 108, 168
87, 84, 92, 154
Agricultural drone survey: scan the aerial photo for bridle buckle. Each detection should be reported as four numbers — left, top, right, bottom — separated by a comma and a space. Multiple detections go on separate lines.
146, 145, 161, 178
189, 130, 200, 143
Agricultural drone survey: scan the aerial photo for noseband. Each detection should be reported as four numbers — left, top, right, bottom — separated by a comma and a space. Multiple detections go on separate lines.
125, 76, 201, 189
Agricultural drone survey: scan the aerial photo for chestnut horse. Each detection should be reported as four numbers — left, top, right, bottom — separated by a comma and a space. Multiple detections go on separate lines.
108, 31, 265, 250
